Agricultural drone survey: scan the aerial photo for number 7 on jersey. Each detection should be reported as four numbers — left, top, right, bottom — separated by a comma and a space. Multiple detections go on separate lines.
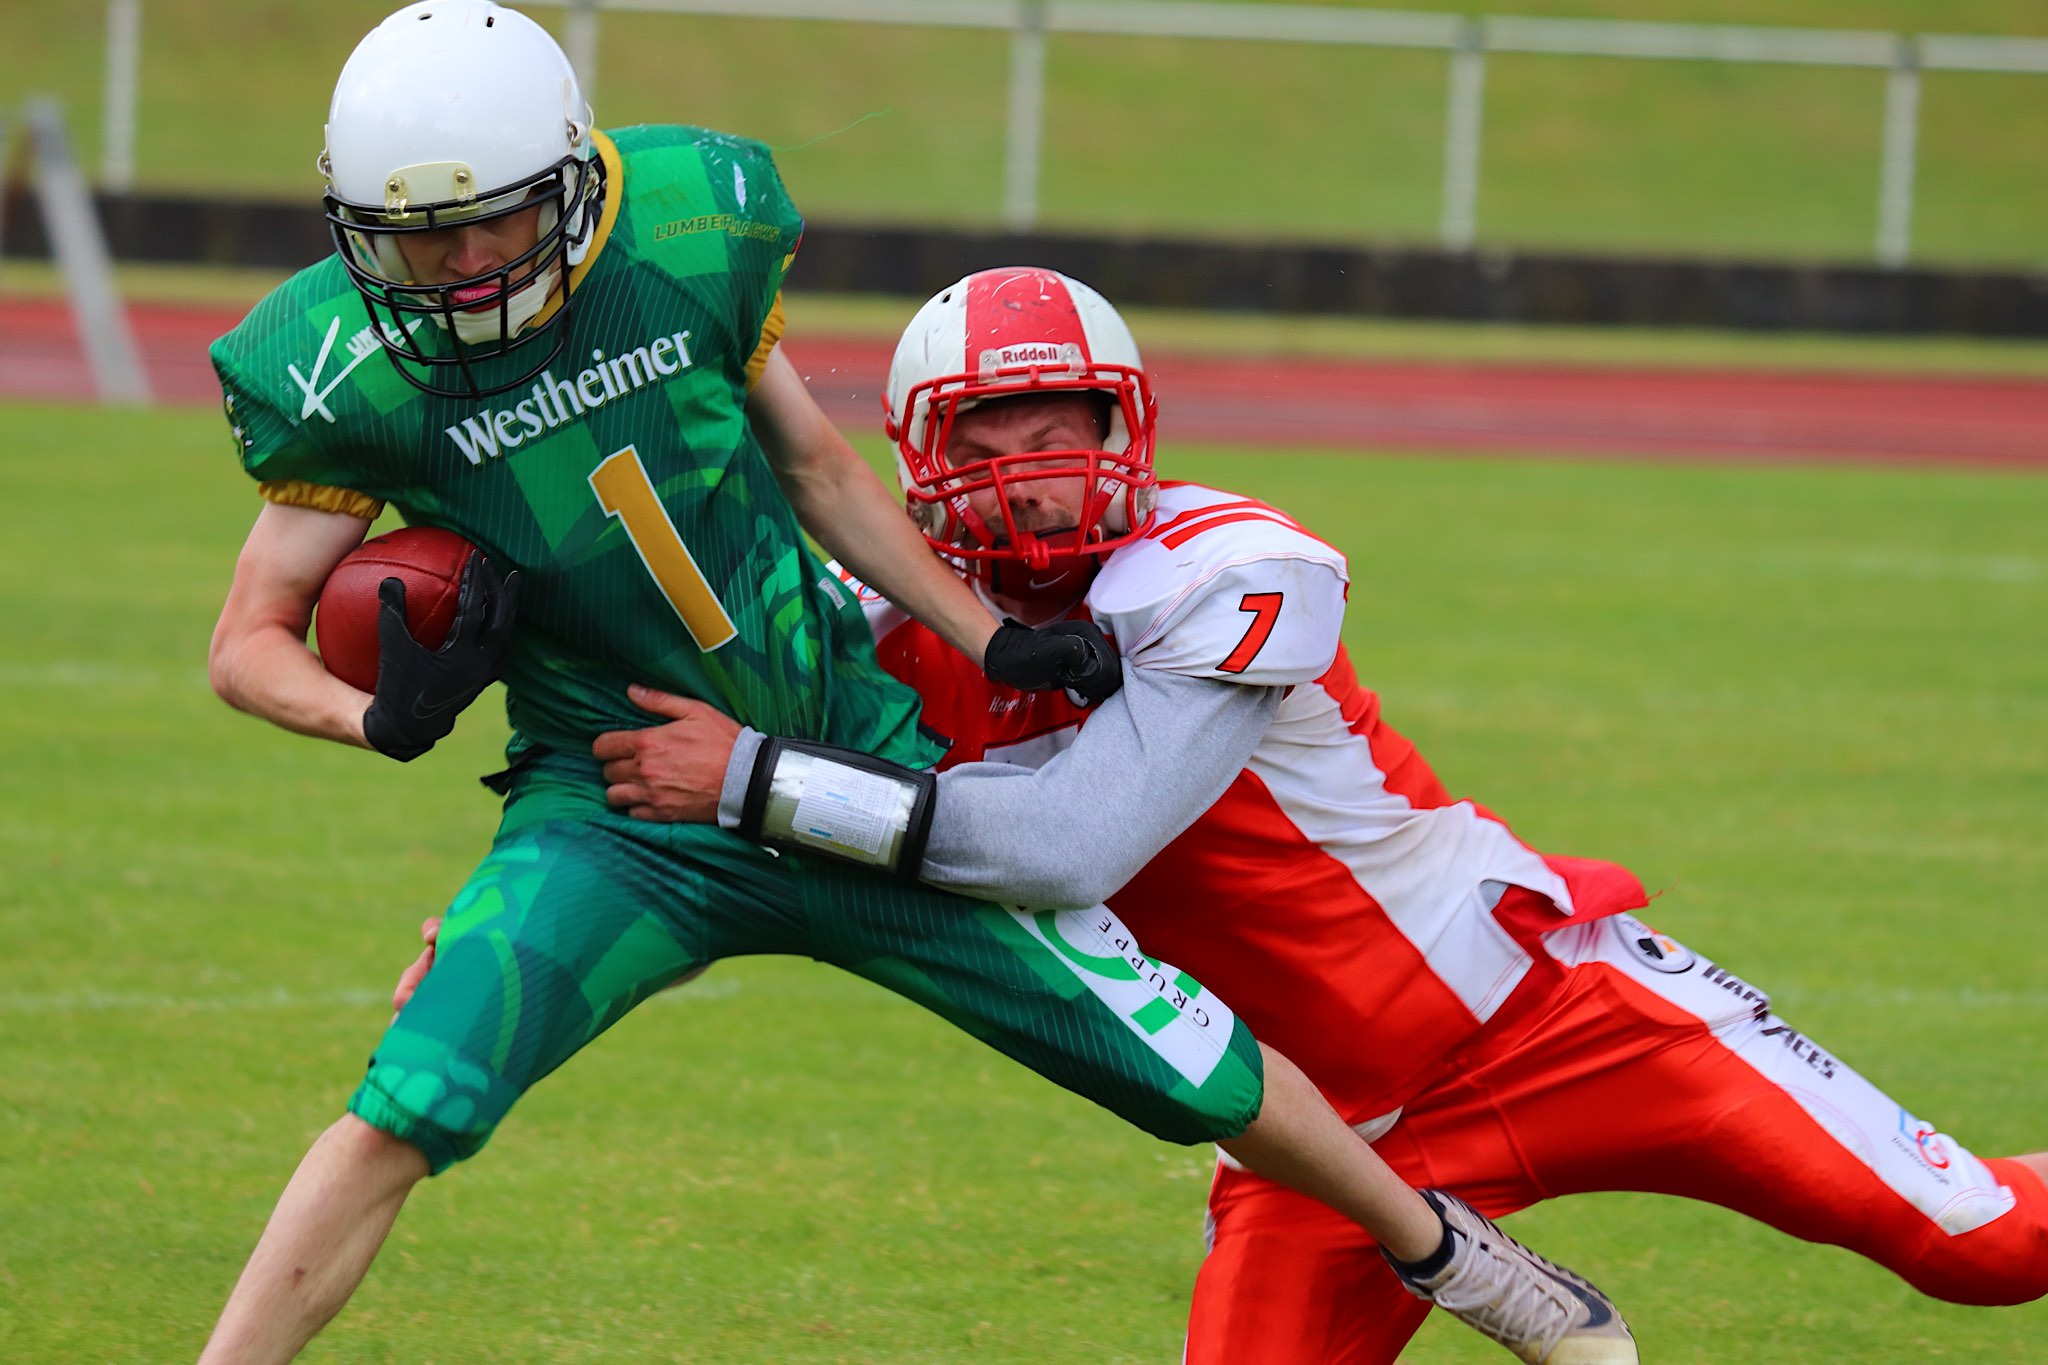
589, 444, 739, 651
1219, 592, 1284, 674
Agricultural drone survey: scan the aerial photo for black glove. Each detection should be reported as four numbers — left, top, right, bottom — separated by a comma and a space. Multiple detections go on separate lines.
982, 618, 1123, 706
362, 554, 520, 762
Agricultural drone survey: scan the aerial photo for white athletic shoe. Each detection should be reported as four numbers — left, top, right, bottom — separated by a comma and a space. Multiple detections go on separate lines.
1385, 1189, 1638, 1365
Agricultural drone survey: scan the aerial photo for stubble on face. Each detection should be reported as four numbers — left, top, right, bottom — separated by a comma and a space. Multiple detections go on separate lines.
949, 394, 1109, 539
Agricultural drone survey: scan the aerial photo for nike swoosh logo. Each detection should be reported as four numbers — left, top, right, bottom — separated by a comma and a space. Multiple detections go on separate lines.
409, 686, 475, 722
1470, 1217, 1619, 1332
1548, 1268, 1615, 1328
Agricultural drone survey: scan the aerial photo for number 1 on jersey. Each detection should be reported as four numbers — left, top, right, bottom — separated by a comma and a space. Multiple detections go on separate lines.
589, 445, 739, 651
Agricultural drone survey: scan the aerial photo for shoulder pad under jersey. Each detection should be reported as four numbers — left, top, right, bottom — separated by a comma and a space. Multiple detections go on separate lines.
209, 260, 419, 492
824, 560, 907, 644
1087, 483, 1349, 686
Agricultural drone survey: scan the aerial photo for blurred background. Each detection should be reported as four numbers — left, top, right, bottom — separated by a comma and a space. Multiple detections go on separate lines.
10, 0, 2048, 413
7, 0, 2048, 261
3, 4, 2044, 1363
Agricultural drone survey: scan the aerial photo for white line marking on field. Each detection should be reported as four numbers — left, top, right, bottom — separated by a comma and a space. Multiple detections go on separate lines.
0, 977, 2033, 1016
0, 986, 388, 1013
1752, 548, 2045, 585
1769, 984, 2048, 1012
0, 663, 209, 689
0, 977, 741, 1014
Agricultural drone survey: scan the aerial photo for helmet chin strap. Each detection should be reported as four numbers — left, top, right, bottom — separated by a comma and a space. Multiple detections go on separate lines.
984, 559, 1096, 618
981, 529, 1102, 621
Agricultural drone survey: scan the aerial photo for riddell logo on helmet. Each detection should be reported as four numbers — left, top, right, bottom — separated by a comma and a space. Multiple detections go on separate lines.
978, 342, 1084, 378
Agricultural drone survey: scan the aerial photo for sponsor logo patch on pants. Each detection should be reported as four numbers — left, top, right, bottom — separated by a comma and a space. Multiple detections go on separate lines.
1017, 907, 1235, 1086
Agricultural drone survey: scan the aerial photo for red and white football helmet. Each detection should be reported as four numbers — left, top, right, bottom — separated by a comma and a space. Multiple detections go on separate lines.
886, 267, 1158, 586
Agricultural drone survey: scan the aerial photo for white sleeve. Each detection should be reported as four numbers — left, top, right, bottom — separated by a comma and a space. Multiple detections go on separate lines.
1123, 556, 1345, 686
904, 555, 1339, 904
917, 664, 1282, 908
713, 665, 1282, 909
821, 558, 905, 643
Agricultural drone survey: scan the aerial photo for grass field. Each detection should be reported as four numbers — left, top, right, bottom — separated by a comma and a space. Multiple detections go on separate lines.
2, 387, 2044, 1362
6, 0, 2047, 266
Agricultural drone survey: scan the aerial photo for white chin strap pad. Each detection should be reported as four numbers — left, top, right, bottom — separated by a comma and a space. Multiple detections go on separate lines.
446, 262, 560, 342
559, 184, 595, 269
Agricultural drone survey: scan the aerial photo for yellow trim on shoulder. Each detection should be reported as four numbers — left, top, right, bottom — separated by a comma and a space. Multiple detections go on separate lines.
530, 129, 626, 331
745, 292, 788, 394
259, 480, 385, 521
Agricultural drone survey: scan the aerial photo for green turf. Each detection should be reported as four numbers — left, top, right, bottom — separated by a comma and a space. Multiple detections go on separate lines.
5, 0, 2046, 266
2, 395, 2043, 1361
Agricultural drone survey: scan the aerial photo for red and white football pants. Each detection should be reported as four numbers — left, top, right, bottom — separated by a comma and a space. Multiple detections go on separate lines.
1187, 914, 2048, 1364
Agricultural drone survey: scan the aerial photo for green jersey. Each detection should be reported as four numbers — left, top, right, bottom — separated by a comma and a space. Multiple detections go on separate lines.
211, 125, 937, 768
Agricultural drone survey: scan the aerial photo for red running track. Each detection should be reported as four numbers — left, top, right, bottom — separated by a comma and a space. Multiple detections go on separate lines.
5, 298, 2044, 468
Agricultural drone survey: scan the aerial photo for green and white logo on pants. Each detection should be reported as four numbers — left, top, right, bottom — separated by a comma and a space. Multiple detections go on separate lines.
1016, 906, 1235, 1087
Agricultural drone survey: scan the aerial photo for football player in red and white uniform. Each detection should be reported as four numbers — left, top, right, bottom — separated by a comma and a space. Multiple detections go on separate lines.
595, 267, 2048, 1361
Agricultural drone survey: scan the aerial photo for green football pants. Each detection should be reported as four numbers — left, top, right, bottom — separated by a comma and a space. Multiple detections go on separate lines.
349, 751, 1264, 1173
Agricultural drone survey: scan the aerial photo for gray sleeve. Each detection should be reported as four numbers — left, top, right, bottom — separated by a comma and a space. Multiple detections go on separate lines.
919, 667, 1281, 907
718, 666, 1282, 909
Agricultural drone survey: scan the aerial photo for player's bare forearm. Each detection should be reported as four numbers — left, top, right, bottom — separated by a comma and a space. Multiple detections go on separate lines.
208, 501, 377, 749
748, 346, 998, 663
800, 460, 996, 662
211, 620, 375, 748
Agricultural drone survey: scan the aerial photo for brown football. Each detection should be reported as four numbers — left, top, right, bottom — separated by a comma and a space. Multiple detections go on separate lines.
314, 526, 480, 693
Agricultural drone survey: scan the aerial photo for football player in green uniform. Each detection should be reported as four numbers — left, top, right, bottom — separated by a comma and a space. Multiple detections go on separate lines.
196, 6, 1629, 1362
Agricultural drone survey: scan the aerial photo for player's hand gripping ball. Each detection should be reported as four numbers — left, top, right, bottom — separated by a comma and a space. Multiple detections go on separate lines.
315, 527, 477, 691
316, 526, 521, 762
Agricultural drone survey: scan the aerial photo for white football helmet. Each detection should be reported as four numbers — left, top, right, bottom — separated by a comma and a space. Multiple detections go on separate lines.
320, 0, 602, 398
886, 267, 1158, 588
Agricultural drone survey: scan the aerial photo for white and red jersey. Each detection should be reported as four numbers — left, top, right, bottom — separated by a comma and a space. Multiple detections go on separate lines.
855, 481, 1648, 1123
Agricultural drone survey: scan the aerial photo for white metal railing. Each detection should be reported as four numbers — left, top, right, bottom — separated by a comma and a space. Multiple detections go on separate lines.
100, 0, 2048, 266
26, 98, 152, 404
99, 0, 142, 193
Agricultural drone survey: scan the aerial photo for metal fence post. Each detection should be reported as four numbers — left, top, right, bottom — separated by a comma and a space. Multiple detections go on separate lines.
0, 110, 11, 279
1875, 35, 1920, 267
102, 0, 141, 191
1003, 0, 1048, 231
1440, 18, 1486, 251
26, 98, 151, 404
566, 0, 601, 114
